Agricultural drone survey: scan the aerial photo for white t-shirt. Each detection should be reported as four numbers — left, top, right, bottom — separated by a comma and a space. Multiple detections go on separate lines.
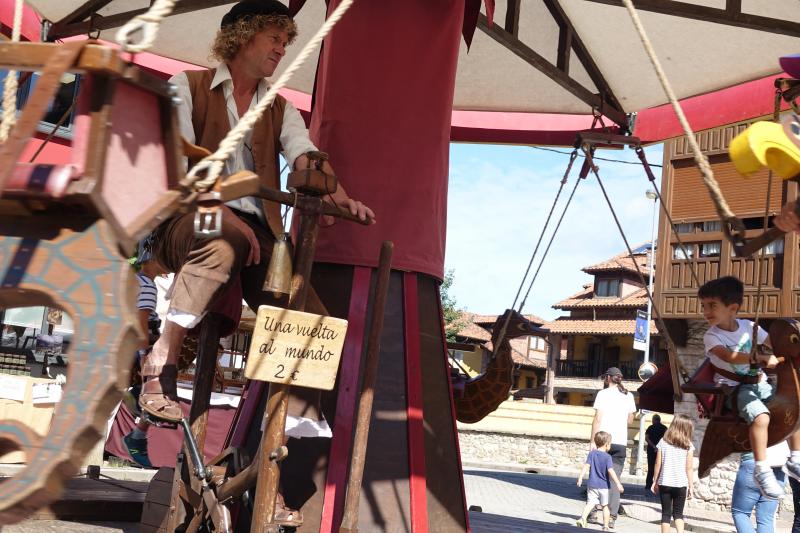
703, 319, 768, 386
657, 439, 694, 488
593, 386, 637, 446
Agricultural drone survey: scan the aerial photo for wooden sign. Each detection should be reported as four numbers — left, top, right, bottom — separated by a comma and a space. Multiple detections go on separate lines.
245, 305, 348, 390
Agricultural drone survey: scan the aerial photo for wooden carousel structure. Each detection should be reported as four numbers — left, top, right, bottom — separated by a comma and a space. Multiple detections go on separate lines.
3, 0, 800, 532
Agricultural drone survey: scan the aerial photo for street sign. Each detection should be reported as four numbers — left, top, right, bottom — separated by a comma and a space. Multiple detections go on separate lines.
633, 309, 649, 352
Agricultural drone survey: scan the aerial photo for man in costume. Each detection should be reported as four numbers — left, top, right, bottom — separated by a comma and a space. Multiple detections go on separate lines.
138, 0, 373, 440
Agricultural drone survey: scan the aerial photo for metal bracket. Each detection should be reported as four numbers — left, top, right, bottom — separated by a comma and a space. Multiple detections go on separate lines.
194, 191, 222, 238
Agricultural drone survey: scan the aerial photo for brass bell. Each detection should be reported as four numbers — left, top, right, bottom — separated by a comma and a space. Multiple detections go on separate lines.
263, 233, 292, 297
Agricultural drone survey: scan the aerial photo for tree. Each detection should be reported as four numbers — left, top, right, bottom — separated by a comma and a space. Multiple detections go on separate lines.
441, 269, 468, 342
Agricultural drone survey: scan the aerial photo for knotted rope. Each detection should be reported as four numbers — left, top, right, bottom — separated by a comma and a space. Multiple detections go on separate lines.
0, 0, 24, 143
620, 0, 739, 231
115, 0, 178, 53
186, 0, 355, 192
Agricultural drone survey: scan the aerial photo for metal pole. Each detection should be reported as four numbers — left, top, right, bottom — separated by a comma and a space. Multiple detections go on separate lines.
637, 191, 658, 476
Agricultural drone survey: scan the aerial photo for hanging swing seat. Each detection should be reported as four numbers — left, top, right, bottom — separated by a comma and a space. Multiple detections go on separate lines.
681, 319, 800, 478
0, 41, 185, 254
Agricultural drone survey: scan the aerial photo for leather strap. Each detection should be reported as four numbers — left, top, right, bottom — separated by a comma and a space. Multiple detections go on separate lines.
0, 41, 89, 194
713, 365, 761, 385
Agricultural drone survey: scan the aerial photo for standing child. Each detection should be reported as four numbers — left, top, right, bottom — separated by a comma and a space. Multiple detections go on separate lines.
651, 414, 695, 533
577, 431, 625, 530
698, 276, 800, 499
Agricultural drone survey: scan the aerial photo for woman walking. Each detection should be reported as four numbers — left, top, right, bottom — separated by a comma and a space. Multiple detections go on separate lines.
650, 414, 695, 533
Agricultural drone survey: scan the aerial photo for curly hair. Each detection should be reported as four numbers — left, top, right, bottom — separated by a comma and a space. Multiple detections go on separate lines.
211, 14, 298, 63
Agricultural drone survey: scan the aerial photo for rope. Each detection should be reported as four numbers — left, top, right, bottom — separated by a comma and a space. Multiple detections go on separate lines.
0, 0, 24, 143
518, 167, 583, 312
619, 0, 743, 239
186, 0, 355, 192
493, 149, 578, 361
115, 0, 178, 53
748, 92, 781, 362
583, 144, 690, 382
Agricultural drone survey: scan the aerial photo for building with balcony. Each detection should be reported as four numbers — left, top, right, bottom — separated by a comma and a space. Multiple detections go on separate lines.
542, 248, 665, 406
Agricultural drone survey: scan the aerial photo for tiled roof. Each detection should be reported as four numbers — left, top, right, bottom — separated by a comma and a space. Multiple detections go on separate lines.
583, 248, 653, 276
554, 286, 649, 310
456, 320, 492, 342
471, 313, 546, 326
541, 318, 659, 336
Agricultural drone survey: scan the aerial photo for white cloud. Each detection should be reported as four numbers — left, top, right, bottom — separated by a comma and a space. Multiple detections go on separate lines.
445, 143, 663, 320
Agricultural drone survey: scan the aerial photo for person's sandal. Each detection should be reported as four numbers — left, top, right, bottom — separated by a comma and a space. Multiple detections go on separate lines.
139, 364, 183, 422
274, 493, 303, 527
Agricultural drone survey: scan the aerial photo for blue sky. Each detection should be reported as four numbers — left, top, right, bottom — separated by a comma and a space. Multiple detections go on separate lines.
445, 142, 664, 321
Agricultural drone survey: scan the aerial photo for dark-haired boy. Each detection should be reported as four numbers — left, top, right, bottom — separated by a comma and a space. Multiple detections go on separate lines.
699, 275, 800, 499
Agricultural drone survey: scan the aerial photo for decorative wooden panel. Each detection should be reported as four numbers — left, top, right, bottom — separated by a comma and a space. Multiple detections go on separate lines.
671, 122, 751, 158
671, 155, 783, 220
730, 256, 781, 288
669, 260, 719, 290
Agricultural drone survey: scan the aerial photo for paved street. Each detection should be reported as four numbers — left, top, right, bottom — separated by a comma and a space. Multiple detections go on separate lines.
465, 468, 661, 532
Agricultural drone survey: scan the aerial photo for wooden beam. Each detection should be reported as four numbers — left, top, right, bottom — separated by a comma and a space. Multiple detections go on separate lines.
504, 0, 522, 36
556, 26, 572, 74
580, 0, 800, 39
544, 0, 624, 118
477, 14, 629, 129
48, 0, 238, 40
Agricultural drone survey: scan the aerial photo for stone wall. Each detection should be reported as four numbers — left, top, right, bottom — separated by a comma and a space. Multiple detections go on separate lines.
458, 430, 638, 473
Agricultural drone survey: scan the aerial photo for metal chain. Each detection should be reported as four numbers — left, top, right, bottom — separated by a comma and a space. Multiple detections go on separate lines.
583, 144, 689, 382
492, 149, 579, 360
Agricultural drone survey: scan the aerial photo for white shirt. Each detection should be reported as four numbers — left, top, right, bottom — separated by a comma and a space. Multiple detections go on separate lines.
169, 63, 317, 225
593, 386, 637, 446
704, 319, 768, 386
656, 439, 694, 488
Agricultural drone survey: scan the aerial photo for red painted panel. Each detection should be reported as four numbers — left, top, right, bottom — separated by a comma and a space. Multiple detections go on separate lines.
319, 266, 371, 532
434, 284, 471, 533
403, 272, 428, 532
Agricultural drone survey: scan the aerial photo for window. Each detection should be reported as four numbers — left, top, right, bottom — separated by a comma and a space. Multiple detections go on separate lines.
702, 220, 722, 232
763, 239, 784, 255
699, 241, 721, 257
529, 336, 545, 351
672, 244, 694, 260
0, 69, 81, 138
595, 278, 620, 297
674, 223, 694, 233
525, 376, 535, 389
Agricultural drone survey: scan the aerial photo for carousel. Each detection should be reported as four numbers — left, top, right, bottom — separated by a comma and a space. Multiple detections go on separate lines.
1, 1, 800, 532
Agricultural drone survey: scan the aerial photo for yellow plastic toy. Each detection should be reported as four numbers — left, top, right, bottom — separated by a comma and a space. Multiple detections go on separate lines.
729, 117, 800, 179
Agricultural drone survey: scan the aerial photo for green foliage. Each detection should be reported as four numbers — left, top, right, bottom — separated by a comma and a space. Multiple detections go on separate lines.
441, 269, 468, 342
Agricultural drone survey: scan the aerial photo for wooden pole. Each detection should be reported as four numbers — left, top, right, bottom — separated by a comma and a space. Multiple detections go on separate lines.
251, 207, 319, 533
339, 242, 393, 533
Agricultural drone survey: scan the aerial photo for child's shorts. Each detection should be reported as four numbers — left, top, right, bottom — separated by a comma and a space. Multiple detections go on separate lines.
587, 487, 609, 506
731, 381, 775, 425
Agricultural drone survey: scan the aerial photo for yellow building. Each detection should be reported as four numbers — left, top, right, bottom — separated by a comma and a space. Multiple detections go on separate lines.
542, 248, 665, 406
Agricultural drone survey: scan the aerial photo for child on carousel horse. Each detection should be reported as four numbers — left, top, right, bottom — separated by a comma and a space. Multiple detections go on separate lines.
699, 276, 800, 499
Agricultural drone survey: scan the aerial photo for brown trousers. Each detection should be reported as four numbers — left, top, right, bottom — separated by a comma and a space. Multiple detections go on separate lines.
152, 208, 325, 422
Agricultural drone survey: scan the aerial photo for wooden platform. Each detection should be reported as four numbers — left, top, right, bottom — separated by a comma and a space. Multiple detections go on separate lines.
0, 476, 147, 522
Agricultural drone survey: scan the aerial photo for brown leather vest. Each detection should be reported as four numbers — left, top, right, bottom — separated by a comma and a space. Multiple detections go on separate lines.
185, 69, 286, 237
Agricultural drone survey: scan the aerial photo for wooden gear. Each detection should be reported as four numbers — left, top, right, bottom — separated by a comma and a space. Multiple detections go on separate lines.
0, 41, 186, 522
682, 319, 800, 478
453, 310, 545, 424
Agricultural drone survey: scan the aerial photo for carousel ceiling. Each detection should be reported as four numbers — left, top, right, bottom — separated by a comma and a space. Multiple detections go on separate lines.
22, 0, 800, 129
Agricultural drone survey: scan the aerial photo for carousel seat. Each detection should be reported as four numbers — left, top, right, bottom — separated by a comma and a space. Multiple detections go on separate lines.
5, 163, 78, 199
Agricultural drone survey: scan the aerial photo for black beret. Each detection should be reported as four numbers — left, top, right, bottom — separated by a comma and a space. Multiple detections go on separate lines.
221, 0, 291, 28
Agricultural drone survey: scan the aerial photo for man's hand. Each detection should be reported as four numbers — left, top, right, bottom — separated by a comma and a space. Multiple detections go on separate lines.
687, 485, 693, 499
576, 477, 582, 487
775, 201, 800, 233
650, 482, 658, 494
222, 206, 260, 266
617, 483, 624, 494
334, 196, 375, 224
